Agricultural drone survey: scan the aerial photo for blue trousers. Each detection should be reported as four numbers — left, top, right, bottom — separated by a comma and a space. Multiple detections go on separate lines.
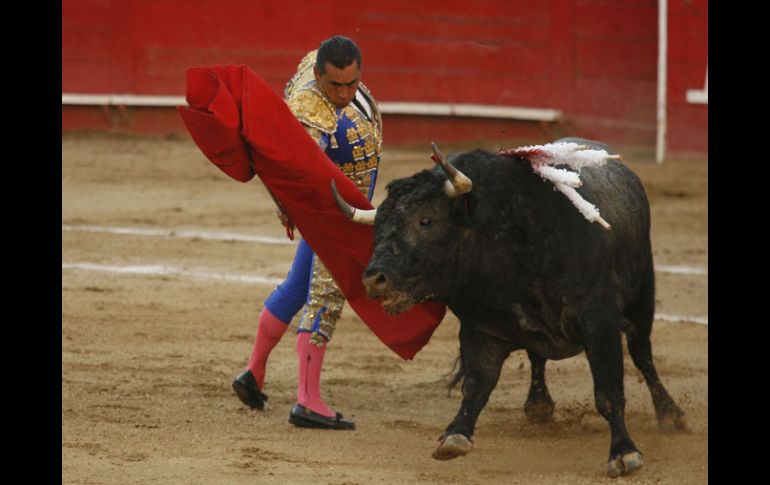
264, 239, 314, 324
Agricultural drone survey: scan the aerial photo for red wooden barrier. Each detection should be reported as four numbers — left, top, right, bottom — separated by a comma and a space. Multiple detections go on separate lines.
62, 0, 706, 157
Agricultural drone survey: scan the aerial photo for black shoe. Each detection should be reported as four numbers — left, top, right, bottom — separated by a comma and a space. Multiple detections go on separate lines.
232, 370, 268, 410
288, 404, 355, 430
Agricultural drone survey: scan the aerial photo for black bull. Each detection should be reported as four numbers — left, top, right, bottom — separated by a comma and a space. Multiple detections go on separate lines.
337, 138, 686, 478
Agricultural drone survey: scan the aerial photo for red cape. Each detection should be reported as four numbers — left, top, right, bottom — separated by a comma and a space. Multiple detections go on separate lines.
178, 64, 446, 360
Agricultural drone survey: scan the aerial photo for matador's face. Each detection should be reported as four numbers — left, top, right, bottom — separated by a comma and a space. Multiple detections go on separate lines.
314, 61, 361, 109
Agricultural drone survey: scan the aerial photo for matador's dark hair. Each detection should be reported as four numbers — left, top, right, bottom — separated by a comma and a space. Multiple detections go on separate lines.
316, 35, 361, 73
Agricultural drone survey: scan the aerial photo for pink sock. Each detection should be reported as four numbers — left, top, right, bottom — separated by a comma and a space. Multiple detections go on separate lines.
246, 307, 289, 389
296, 333, 335, 418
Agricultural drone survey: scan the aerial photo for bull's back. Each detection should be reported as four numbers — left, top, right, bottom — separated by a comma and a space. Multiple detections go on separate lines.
554, 137, 650, 241
500, 137, 653, 309
451, 141, 653, 351
568, 139, 653, 308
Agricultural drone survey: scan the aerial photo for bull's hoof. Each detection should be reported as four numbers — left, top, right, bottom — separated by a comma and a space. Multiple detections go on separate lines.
524, 399, 555, 423
432, 434, 473, 460
607, 451, 644, 478
658, 412, 688, 432
656, 401, 687, 432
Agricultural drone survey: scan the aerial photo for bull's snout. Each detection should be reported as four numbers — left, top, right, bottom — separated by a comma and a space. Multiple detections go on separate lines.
362, 268, 391, 298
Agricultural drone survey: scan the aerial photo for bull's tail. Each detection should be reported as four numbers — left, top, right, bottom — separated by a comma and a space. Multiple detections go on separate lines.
445, 354, 464, 395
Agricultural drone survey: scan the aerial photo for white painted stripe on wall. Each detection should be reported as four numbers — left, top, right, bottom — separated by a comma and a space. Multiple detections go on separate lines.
61, 93, 562, 121
61, 93, 186, 107
62, 224, 293, 245
378, 102, 563, 121
686, 66, 708, 104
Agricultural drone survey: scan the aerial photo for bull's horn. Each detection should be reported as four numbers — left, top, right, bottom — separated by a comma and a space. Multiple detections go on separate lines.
331, 179, 377, 225
431, 142, 473, 198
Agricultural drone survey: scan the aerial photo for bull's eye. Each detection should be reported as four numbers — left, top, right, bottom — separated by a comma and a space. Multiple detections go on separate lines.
419, 217, 432, 226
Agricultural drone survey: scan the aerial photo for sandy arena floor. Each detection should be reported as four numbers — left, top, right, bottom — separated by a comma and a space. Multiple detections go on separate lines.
62, 132, 707, 484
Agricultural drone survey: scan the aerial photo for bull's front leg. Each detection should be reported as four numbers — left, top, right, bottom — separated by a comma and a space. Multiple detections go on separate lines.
524, 350, 555, 423
583, 320, 644, 478
433, 325, 510, 460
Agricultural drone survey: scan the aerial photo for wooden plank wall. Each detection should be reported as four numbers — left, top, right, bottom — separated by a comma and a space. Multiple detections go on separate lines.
62, 0, 706, 156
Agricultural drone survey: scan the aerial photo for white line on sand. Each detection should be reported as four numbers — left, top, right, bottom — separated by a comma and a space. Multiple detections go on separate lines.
62, 224, 293, 245
655, 313, 708, 325
62, 262, 707, 325
62, 262, 283, 286
655, 264, 707, 276
62, 225, 709, 277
